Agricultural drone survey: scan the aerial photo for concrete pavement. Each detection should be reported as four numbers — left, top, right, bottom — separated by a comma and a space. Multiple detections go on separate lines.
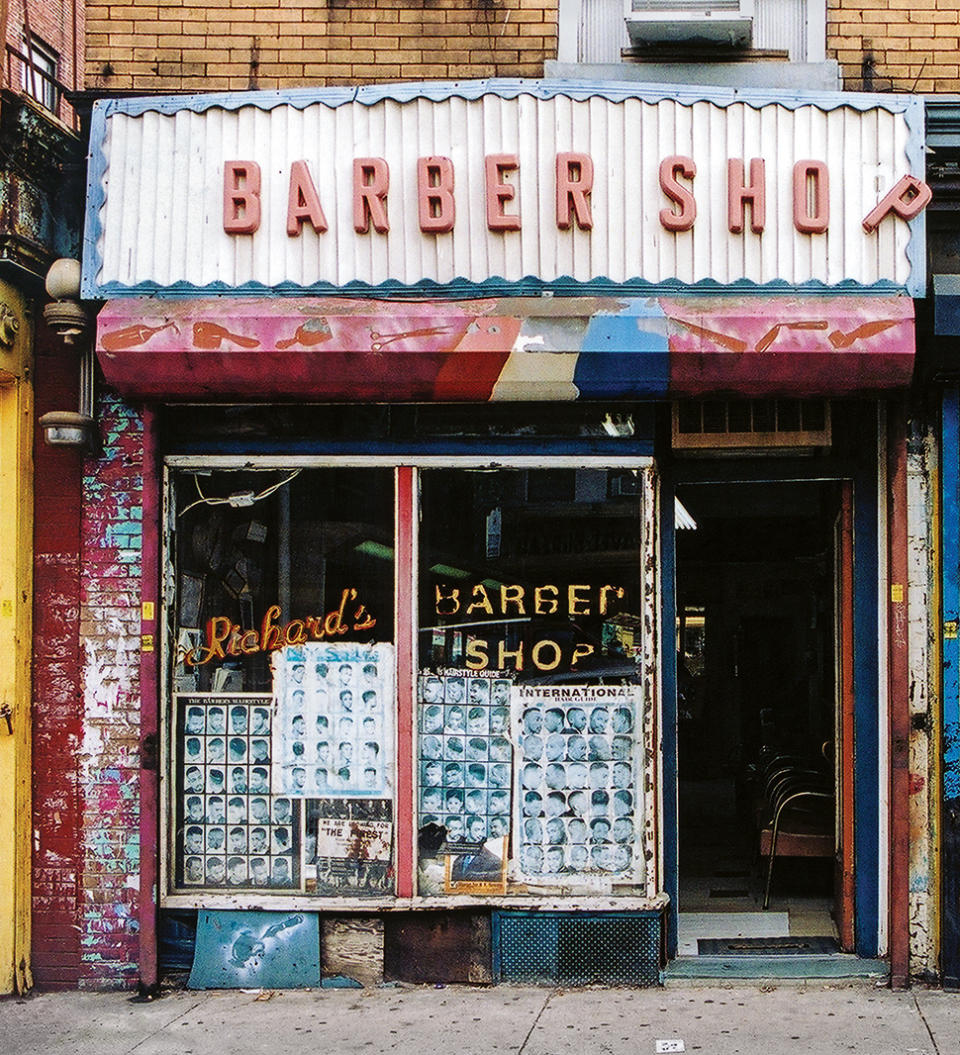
2, 982, 960, 1055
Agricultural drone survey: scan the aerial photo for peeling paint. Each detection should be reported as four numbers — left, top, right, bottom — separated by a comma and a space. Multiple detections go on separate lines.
77, 393, 144, 987
906, 414, 938, 979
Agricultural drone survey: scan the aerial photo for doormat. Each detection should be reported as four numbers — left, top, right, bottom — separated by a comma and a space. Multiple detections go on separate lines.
697, 936, 839, 956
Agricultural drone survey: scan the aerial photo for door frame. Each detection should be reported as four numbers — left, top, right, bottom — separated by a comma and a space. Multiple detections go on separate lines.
660, 425, 883, 960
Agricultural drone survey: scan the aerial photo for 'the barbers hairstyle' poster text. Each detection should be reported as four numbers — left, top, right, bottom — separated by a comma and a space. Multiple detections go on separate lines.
176, 694, 300, 890
417, 671, 513, 846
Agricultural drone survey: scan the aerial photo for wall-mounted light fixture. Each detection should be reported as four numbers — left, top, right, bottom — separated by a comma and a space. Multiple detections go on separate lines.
39, 258, 98, 453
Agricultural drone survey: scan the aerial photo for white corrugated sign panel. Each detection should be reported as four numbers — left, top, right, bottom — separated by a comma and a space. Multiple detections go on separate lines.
84, 83, 925, 297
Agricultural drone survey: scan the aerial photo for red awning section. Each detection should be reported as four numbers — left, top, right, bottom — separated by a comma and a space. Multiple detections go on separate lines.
95, 295, 915, 402
662, 296, 916, 398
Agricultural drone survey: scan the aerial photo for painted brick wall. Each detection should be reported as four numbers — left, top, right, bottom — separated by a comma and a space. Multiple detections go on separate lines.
77, 392, 143, 990
4, 0, 84, 122
31, 324, 84, 990
83, 0, 556, 91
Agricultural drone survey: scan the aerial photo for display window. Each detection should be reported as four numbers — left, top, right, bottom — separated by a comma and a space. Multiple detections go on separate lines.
416, 467, 659, 898
166, 467, 396, 898
163, 458, 658, 906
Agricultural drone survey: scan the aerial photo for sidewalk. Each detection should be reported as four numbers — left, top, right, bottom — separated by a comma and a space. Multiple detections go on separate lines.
3, 981, 960, 1055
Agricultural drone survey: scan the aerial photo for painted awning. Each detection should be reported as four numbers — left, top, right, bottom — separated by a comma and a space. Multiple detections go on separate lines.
95, 295, 915, 402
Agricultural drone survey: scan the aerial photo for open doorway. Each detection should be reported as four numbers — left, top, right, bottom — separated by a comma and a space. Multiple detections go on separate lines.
674, 480, 845, 957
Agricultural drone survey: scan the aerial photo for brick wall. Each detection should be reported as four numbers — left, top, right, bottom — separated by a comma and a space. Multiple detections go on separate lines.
83, 0, 556, 91
76, 392, 143, 990
81, 0, 960, 95
828, 0, 960, 93
31, 324, 84, 990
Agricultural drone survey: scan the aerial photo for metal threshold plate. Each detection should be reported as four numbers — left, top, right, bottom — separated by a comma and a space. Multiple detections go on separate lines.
697, 936, 839, 956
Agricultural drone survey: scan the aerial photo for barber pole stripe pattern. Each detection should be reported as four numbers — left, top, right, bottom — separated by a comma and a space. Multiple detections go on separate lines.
95, 295, 915, 402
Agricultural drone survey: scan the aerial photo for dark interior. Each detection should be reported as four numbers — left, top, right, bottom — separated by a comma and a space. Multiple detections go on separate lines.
675, 480, 839, 912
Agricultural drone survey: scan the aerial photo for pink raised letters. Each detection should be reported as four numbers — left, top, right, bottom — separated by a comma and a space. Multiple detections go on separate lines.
485, 154, 521, 232
287, 160, 328, 236
556, 153, 594, 231
793, 161, 829, 235
353, 158, 390, 234
659, 156, 697, 233
728, 158, 766, 235
223, 161, 261, 235
418, 157, 456, 234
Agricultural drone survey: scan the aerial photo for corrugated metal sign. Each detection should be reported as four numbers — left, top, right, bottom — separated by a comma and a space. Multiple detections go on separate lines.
82, 80, 927, 298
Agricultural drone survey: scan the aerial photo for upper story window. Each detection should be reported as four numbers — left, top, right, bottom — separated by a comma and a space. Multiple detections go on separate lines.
20, 35, 59, 112
558, 0, 825, 66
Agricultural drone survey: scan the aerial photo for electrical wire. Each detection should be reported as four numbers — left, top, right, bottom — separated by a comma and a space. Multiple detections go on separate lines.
178, 469, 302, 517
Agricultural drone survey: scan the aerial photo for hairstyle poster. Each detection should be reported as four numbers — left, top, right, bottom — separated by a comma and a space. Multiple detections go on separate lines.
175, 694, 300, 891
417, 671, 513, 854
272, 643, 395, 799
511, 684, 641, 886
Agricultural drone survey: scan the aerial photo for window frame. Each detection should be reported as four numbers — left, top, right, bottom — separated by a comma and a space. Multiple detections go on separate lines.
20, 34, 58, 112
160, 453, 661, 911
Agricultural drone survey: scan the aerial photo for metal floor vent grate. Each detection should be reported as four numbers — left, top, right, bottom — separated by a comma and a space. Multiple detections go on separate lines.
493, 911, 663, 986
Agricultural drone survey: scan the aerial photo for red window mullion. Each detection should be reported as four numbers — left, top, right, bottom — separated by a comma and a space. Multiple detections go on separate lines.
394, 466, 418, 898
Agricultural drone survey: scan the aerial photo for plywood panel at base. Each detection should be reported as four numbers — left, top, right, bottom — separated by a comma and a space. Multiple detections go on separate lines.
384, 912, 492, 985
322, 917, 384, 988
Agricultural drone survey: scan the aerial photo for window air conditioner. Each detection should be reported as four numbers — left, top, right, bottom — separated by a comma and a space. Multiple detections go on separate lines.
624, 0, 754, 49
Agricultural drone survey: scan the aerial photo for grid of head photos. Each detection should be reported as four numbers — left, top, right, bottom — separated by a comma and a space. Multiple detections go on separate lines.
177, 696, 299, 890
512, 686, 640, 882
273, 643, 395, 798
418, 672, 513, 847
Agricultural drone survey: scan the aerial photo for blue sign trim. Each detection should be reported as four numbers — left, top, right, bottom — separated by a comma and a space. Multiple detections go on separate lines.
90, 78, 924, 119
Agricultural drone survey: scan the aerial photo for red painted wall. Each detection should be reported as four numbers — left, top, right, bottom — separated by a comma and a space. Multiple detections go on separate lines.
32, 333, 147, 991
31, 321, 84, 990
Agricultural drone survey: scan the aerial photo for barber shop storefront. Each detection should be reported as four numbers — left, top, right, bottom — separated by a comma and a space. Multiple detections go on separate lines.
81, 81, 927, 986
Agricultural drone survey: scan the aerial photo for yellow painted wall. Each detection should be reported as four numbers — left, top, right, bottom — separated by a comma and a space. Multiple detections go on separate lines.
0, 280, 34, 994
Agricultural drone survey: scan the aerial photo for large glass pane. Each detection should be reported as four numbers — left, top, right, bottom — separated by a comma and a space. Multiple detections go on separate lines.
417, 467, 653, 897
169, 467, 395, 897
